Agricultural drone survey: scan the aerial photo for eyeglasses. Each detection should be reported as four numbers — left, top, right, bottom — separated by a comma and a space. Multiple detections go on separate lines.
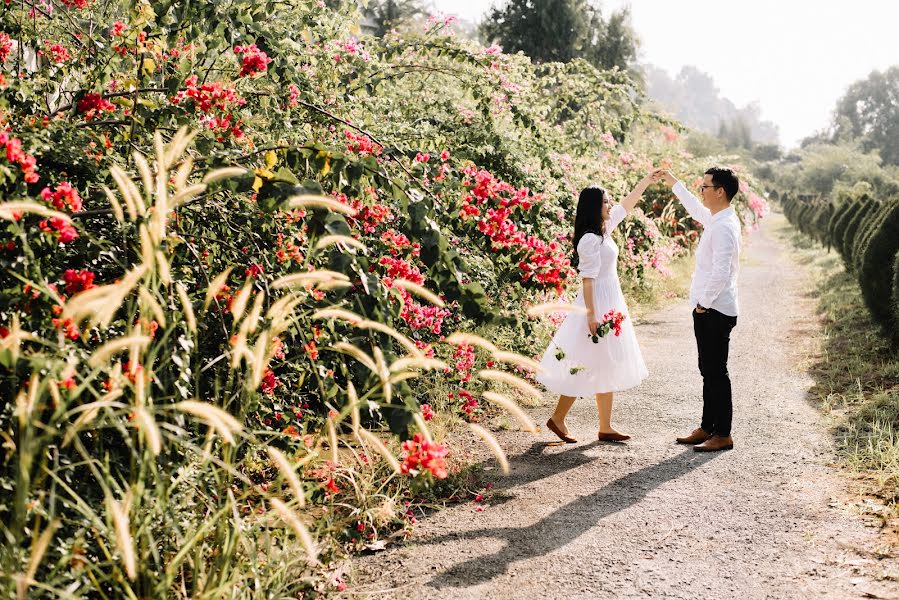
699, 185, 721, 192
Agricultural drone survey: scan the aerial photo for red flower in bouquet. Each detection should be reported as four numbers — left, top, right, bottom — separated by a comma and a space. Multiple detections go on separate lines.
587, 309, 627, 343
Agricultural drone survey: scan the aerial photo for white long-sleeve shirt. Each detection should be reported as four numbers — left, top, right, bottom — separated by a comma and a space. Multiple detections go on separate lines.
673, 181, 741, 317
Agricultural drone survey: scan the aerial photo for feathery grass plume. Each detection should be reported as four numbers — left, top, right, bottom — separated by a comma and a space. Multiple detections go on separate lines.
271, 270, 350, 290
133, 407, 162, 456
138, 287, 167, 328
65, 264, 147, 330
444, 332, 499, 354
19, 518, 60, 599
155, 251, 172, 285
315, 280, 353, 291
63, 391, 124, 446
174, 401, 242, 444
229, 281, 253, 325
389, 357, 447, 373
88, 335, 151, 368
313, 234, 368, 253
133, 150, 154, 207
269, 498, 319, 565
288, 194, 357, 216
250, 330, 271, 389
491, 350, 543, 374
109, 164, 146, 216
412, 413, 433, 442
240, 292, 266, 336
107, 496, 136, 580
0, 315, 39, 364
101, 186, 125, 223
266, 447, 306, 508
267, 293, 303, 334
482, 391, 538, 432
230, 331, 250, 370
526, 302, 588, 317
326, 417, 339, 465
357, 319, 422, 357
106, 166, 137, 220
372, 346, 392, 403
165, 126, 198, 168
153, 131, 166, 175
15, 373, 39, 429
138, 223, 156, 270
391, 279, 445, 307
469, 423, 510, 474
0, 201, 72, 222
47, 379, 62, 410
329, 342, 377, 372
176, 282, 196, 333
201, 166, 247, 185
203, 267, 233, 311
356, 428, 401, 474
170, 183, 207, 208
348, 381, 360, 432
311, 307, 363, 324
173, 156, 194, 190
478, 369, 544, 402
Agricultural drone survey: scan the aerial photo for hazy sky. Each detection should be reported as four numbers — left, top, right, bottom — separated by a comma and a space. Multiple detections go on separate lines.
429, 0, 899, 149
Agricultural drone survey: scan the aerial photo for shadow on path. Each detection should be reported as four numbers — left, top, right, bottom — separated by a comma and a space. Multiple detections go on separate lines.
424, 449, 719, 589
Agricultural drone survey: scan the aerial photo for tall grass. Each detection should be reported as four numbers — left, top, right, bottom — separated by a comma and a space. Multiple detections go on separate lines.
0, 130, 545, 597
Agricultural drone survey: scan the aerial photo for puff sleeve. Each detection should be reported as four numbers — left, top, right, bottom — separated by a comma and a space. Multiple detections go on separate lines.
576, 233, 602, 279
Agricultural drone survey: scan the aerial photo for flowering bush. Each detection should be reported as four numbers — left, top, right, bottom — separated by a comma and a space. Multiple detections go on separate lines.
0, 1, 768, 595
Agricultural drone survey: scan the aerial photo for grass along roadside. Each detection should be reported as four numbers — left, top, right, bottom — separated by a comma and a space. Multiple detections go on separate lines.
773, 213, 899, 541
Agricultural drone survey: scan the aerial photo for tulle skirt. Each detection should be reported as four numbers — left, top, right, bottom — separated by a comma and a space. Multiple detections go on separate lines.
536, 275, 648, 397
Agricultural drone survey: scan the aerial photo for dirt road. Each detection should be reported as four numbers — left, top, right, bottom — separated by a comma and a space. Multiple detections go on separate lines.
349, 214, 897, 599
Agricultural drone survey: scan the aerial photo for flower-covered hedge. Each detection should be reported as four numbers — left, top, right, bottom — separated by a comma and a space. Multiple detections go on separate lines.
0, 1, 768, 595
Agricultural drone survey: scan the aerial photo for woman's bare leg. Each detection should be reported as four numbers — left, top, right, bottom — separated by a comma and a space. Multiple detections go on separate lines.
596, 392, 621, 434
550, 395, 576, 433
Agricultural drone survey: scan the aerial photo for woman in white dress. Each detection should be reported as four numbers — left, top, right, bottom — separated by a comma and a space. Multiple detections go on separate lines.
538, 175, 656, 443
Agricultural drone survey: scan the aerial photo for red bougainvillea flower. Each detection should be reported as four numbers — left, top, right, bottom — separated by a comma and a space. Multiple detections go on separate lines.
42, 41, 72, 64
61, 0, 91, 7
234, 44, 272, 77
111, 21, 126, 37
420, 404, 434, 421
0, 33, 13, 64
62, 269, 95, 294
39, 217, 78, 244
1, 132, 40, 183
400, 433, 448, 479
41, 182, 82, 212
76, 93, 116, 120
260, 369, 280, 395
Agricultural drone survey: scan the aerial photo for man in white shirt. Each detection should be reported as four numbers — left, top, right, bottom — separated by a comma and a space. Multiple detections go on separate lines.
654, 167, 741, 452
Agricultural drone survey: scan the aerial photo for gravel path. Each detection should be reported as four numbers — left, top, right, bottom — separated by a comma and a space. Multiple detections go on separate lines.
348, 214, 898, 599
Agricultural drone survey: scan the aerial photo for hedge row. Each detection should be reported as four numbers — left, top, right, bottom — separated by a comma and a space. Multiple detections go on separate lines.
782, 190, 899, 342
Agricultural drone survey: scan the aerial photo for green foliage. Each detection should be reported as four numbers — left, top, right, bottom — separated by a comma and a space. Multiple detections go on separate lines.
858, 199, 899, 332
480, 0, 638, 73
833, 66, 899, 166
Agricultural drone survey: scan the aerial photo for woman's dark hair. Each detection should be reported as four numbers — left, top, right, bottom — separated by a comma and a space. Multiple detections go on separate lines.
572, 186, 607, 266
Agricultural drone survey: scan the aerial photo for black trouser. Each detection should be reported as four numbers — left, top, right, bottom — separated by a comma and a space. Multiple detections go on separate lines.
692, 308, 738, 437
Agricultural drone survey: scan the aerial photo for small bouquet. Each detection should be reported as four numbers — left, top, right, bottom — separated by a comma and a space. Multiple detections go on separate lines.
587, 309, 626, 343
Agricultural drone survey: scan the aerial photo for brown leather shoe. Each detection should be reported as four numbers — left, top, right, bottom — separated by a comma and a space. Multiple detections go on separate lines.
693, 435, 733, 452
676, 427, 712, 445
546, 418, 577, 443
597, 431, 630, 442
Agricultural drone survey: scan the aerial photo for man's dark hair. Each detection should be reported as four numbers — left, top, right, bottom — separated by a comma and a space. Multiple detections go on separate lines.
705, 166, 740, 201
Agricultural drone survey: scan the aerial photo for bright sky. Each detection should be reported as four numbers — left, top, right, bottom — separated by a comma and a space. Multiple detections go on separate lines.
429, 0, 899, 149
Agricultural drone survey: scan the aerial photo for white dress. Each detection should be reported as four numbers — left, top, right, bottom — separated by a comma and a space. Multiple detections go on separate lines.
536, 204, 649, 396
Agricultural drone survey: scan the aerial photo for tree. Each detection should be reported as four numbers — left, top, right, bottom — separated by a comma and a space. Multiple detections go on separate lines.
832, 66, 899, 165
361, 0, 426, 36
480, 0, 638, 72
